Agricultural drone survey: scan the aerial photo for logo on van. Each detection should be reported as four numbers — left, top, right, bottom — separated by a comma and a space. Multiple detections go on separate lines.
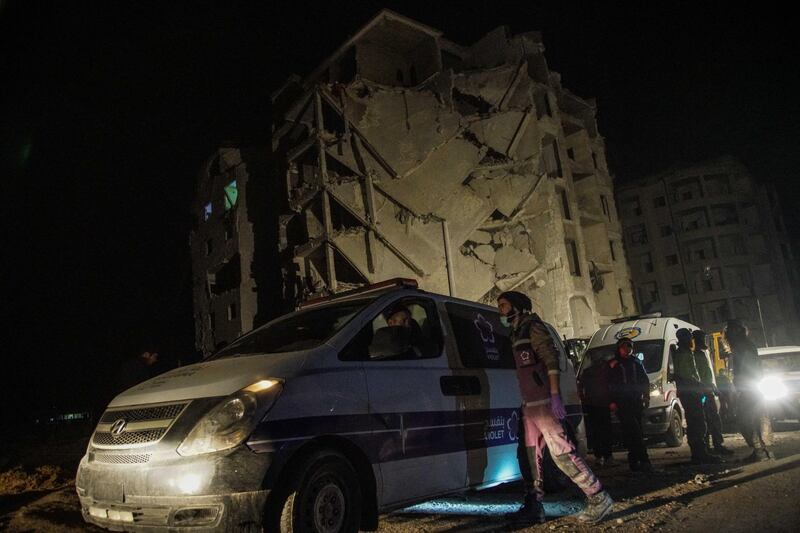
473, 313, 500, 361
615, 327, 642, 340
110, 418, 127, 437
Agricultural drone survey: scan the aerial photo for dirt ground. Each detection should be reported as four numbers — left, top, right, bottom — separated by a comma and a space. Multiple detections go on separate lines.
2, 423, 799, 532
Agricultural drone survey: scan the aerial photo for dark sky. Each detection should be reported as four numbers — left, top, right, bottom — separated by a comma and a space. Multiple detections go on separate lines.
3, 1, 798, 416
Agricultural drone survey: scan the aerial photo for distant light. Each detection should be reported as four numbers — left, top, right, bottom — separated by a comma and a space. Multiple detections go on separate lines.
204, 202, 212, 220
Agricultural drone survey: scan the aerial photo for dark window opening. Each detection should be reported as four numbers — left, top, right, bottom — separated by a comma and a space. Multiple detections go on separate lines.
228, 303, 238, 321
566, 239, 581, 277
559, 188, 571, 220
600, 195, 611, 219
666, 254, 679, 266
609, 240, 616, 261
592, 152, 598, 169
205, 239, 213, 256
671, 284, 687, 296
660, 225, 673, 237
567, 148, 576, 160
653, 196, 666, 208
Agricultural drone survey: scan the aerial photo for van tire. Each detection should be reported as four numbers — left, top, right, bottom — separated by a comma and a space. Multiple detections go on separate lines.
275, 451, 362, 533
664, 410, 684, 448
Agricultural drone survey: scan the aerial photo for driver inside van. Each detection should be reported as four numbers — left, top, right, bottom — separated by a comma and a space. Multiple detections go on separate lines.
369, 303, 429, 359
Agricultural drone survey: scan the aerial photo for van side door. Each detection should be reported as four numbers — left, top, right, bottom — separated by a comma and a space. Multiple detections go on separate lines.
341, 296, 467, 506
443, 302, 522, 489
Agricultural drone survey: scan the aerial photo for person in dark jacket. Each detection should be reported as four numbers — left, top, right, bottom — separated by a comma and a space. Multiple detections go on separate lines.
724, 319, 772, 462
692, 329, 732, 455
580, 355, 615, 466
498, 291, 613, 525
673, 329, 721, 464
607, 338, 652, 472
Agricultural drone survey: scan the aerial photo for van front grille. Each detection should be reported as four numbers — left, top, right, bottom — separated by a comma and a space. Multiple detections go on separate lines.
92, 453, 152, 464
92, 401, 189, 449
99, 403, 188, 424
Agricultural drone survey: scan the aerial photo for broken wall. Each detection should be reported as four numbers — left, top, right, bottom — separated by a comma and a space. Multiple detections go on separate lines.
272, 17, 636, 338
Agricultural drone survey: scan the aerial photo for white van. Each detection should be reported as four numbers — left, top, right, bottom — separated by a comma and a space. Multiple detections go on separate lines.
579, 315, 699, 447
77, 279, 584, 532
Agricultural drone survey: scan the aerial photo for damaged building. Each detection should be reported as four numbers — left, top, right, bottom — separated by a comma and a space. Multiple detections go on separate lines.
617, 156, 800, 345
190, 146, 273, 354
269, 9, 636, 339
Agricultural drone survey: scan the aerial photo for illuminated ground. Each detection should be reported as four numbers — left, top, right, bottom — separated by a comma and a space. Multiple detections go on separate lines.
1, 424, 799, 531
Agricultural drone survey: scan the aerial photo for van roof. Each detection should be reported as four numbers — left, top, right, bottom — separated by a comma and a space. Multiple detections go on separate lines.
758, 346, 800, 356
588, 317, 699, 348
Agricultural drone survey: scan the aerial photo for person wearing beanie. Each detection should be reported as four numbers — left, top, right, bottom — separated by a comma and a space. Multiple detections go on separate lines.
692, 329, 732, 456
674, 328, 721, 464
498, 291, 613, 525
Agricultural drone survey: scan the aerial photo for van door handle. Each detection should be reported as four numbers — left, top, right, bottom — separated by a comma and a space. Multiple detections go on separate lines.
440, 376, 481, 396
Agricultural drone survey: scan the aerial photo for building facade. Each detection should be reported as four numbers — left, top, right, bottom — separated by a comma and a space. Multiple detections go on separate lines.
617, 156, 799, 345
190, 147, 262, 354
270, 10, 636, 339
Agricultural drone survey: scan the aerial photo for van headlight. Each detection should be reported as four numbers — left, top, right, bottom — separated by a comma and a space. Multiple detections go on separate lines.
178, 379, 282, 456
758, 376, 788, 401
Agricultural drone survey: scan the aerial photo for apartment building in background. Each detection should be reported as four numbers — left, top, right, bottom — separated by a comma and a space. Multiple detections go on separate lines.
617, 156, 799, 345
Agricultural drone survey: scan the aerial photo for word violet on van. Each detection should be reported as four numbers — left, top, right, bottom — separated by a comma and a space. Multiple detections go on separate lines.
483, 410, 519, 443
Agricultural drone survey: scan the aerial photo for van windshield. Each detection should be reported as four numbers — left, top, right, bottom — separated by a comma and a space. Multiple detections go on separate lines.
210, 299, 372, 358
581, 340, 665, 374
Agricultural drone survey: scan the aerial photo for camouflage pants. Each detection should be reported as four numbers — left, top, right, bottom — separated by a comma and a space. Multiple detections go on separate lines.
521, 404, 603, 501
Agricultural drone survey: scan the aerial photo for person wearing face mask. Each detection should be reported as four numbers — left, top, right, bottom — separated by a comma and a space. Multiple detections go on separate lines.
607, 338, 652, 472
498, 291, 613, 525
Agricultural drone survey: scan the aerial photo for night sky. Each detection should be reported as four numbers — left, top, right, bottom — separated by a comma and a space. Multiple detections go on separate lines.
4, 1, 798, 418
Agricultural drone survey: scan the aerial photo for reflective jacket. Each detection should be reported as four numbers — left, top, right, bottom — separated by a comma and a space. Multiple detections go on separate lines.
510, 313, 559, 405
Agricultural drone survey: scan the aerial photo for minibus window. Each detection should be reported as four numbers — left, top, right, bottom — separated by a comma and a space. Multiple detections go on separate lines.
445, 303, 514, 369
211, 300, 371, 358
581, 340, 666, 374
340, 298, 442, 361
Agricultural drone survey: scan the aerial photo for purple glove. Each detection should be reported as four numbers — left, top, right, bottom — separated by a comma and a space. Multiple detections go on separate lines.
550, 393, 566, 420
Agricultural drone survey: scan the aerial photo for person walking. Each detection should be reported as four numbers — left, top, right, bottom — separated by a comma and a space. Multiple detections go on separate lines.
608, 337, 652, 472
673, 329, 721, 464
724, 320, 772, 462
498, 291, 613, 525
692, 329, 733, 456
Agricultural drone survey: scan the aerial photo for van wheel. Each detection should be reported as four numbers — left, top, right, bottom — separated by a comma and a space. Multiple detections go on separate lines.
275, 451, 362, 533
664, 410, 684, 448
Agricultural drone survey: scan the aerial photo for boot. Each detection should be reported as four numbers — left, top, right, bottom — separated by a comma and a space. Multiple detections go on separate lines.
505, 493, 545, 524
740, 448, 772, 464
690, 451, 723, 464
713, 444, 734, 456
575, 490, 614, 524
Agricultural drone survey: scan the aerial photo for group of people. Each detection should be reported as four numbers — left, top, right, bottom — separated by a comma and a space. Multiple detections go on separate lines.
496, 290, 773, 526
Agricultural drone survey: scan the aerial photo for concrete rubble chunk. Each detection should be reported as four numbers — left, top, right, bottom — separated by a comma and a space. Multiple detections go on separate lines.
495, 246, 538, 277
453, 65, 518, 109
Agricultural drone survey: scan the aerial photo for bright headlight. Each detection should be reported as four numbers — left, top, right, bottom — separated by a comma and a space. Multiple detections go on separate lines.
178, 379, 281, 456
758, 376, 788, 401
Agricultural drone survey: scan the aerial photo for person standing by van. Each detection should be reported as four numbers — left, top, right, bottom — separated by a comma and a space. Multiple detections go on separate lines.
673, 329, 721, 464
608, 337, 652, 472
498, 291, 613, 525
724, 320, 772, 463
692, 330, 733, 456
579, 356, 615, 467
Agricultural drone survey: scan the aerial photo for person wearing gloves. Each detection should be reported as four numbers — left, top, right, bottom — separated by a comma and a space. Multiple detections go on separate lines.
607, 337, 652, 472
498, 291, 613, 525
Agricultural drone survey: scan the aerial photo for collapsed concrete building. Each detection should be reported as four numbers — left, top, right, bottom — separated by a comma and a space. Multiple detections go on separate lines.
617, 156, 800, 344
270, 10, 636, 339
